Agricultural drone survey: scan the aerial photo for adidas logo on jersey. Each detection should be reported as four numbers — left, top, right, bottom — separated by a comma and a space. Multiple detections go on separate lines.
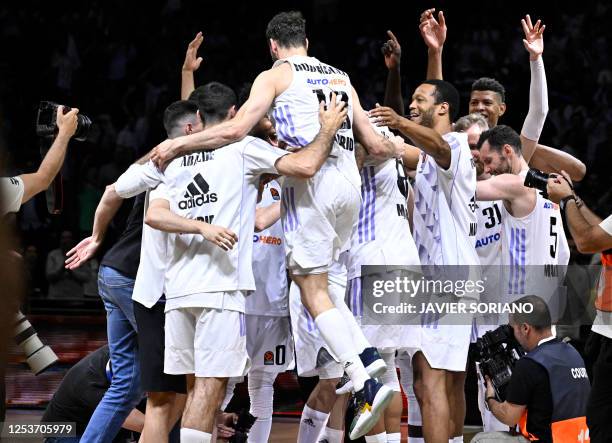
178, 173, 217, 209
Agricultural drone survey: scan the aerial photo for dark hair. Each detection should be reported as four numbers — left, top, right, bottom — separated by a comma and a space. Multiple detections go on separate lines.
163, 100, 198, 137
266, 11, 307, 48
189, 81, 237, 125
471, 77, 506, 103
422, 79, 460, 121
509, 295, 552, 331
476, 124, 522, 154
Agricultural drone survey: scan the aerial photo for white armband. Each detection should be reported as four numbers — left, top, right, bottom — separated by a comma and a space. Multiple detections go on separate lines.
521, 57, 548, 142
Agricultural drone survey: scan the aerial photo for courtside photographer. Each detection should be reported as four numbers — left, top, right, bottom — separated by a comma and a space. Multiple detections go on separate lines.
472, 295, 590, 443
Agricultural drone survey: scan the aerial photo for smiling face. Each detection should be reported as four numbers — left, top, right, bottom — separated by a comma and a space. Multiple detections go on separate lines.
409, 83, 439, 128
469, 90, 506, 128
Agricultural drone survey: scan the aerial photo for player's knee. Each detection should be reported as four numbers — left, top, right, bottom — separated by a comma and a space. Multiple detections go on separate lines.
248, 371, 276, 418
147, 391, 176, 408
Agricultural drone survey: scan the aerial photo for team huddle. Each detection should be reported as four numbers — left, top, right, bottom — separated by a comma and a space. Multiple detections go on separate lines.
64, 9, 588, 443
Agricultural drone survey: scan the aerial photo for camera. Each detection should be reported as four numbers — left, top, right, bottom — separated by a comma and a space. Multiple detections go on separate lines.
471, 324, 525, 401
524, 168, 550, 199
228, 409, 257, 443
14, 311, 58, 375
36, 101, 92, 142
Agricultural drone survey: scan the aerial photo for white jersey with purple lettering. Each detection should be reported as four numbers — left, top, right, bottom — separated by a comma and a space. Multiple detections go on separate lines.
413, 131, 479, 267
245, 180, 288, 317
475, 200, 503, 267
500, 181, 570, 320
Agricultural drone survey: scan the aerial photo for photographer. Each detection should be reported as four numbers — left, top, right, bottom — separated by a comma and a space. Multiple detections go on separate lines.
547, 172, 612, 442
473, 295, 590, 443
0, 106, 78, 216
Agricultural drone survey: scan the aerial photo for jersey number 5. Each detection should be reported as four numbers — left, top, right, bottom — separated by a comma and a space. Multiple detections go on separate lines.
549, 216, 558, 259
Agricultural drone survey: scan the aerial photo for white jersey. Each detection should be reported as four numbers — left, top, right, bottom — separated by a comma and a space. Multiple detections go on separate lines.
151, 136, 287, 312
272, 55, 360, 188
1, 176, 24, 215
501, 186, 570, 297
475, 200, 503, 267
245, 180, 288, 316
413, 132, 479, 266
347, 156, 420, 278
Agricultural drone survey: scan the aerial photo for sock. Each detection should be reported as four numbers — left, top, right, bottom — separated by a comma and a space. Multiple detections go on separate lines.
298, 405, 329, 443
453, 437, 464, 443
180, 428, 211, 443
248, 370, 276, 443
318, 427, 343, 443
387, 432, 401, 442
315, 308, 369, 391
332, 282, 370, 352
248, 417, 272, 443
365, 432, 387, 442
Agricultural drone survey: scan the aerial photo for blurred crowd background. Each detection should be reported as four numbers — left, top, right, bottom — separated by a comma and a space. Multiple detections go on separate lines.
0, 0, 610, 304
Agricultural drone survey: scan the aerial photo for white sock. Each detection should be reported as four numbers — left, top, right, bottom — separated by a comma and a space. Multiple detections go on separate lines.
248, 370, 276, 443
315, 308, 369, 391
333, 283, 370, 352
318, 427, 343, 443
298, 405, 329, 443
453, 437, 464, 443
387, 432, 401, 442
180, 428, 211, 443
365, 432, 387, 442
248, 417, 272, 443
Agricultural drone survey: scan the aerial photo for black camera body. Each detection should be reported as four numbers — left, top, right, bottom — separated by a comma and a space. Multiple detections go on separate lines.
524, 168, 550, 199
471, 324, 525, 401
36, 101, 92, 142
228, 410, 257, 443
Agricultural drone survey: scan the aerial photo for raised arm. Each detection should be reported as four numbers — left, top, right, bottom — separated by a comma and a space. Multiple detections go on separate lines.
519, 15, 548, 162
419, 8, 446, 80
529, 144, 586, 181
351, 89, 399, 160
181, 32, 204, 100
368, 105, 451, 168
145, 197, 238, 251
476, 173, 529, 202
381, 30, 404, 115
19, 107, 78, 204
151, 67, 283, 170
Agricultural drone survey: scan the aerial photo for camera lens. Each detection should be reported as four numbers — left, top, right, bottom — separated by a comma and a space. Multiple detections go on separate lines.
74, 113, 93, 142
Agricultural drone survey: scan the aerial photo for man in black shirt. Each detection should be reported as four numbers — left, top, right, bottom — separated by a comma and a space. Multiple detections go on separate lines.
43, 346, 144, 442
472, 295, 590, 443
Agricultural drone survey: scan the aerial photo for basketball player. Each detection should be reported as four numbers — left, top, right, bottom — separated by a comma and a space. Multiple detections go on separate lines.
150, 11, 402, 437
369, 78, 479, 443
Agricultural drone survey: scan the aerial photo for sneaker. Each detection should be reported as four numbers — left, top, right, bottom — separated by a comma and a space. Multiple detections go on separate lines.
335, 347, 387, 394
348, 379, 394, 440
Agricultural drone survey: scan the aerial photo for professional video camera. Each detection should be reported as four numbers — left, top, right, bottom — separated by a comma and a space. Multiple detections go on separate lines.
471, 324, 525, 401
524, 168, 550, 199
228, 409, 257, 443
36, 101, 92, 142
14, 311, 58, 375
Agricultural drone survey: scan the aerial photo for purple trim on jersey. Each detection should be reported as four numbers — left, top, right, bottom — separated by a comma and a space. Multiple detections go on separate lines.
358, 166, 377, 244
520, 228, 526, 294
282, 187, 299, 233
274, 107, 300, 147
303, 306, 315, 332
349, 277, 362, 317
239, 313, 246, 337
421, 311, 439, 329
283, 105, 310, 147
508, 228, 527, 295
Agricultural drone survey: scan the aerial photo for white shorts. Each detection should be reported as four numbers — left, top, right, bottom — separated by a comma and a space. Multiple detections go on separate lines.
282, 163, 361, 274
289, 277, 346, 378
164, 307, 250, 378
246, 314, 294, 372
399, 322, 472, 372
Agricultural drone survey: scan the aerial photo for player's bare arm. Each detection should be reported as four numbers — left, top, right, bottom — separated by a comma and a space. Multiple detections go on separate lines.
255, 202, 281, 232
19, 107, 79, 204
475, 173, 530, 203
419, 8, 446, 81
275, 95, 348, 178
145, 198, 238, 251
181, 32, 204, 100
519, 14, 547, 162
529, 144, 586, 181
151, 64, 291, 170
351, 88, 398, 159
369, 104, 451, 169
382, 30, 404, 115
65, 184, 123, 270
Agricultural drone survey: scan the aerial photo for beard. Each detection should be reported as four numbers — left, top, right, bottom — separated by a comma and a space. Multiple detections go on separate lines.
493, 155, 512, 175
419, 107, 435, 128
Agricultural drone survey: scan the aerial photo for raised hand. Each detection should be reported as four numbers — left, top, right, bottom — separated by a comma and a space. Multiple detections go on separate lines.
56, 106, 79, 138
381, 30, 401, 70
182, 31, 204, 72
419, 9, 447, 51
369, 103, 402, 129
150, 138, 179, 171
521, 15, 545, 61
65, 236, 102, 270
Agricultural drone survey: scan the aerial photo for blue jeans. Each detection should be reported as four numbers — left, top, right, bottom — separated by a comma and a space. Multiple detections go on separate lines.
45, 438, 81, 443
81, 265, 141, 443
